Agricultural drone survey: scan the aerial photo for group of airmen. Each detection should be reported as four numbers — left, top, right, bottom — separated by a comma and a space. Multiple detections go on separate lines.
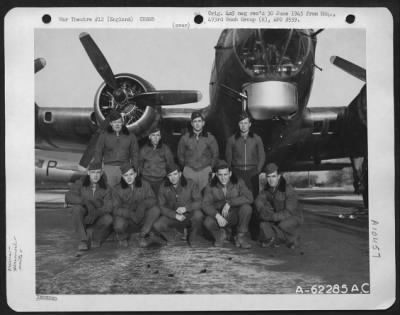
66, 109, 303, 251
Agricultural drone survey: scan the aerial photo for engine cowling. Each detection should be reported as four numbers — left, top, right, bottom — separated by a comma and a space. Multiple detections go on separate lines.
349, 85, 367, 127
93, 73, 160, 139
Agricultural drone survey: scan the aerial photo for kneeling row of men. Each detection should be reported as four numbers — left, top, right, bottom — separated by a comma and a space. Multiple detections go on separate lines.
66, 159, 303, 251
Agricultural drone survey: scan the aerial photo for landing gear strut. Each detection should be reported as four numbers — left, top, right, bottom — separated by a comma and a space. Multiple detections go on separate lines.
350, 157, 368, 210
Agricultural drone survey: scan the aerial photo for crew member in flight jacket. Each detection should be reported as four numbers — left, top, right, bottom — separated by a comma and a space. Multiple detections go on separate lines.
65, 161, 113, 251
255, 163, 303, 249
93, 109, 139, 187
177, 111, 219, 191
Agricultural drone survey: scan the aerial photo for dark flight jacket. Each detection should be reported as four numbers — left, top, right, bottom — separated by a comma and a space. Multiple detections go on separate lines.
202, 178, 254, 217
139, 143, 174, 181
65, 177, 113, 215
255, 178, 303, 224
225, 132, 266, 172
177, 131, 219, 171
94, 131, 139, 169
111, 179, 157, 222
158, 179, 202, 219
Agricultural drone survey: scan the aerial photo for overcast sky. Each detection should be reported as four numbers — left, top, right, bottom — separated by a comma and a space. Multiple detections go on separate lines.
35, 28, 365, 110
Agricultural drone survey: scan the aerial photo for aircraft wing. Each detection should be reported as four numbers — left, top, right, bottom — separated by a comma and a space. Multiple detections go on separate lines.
266, 85, 366, 172
262, 54, 367, 173
35, 149, 85, 185
35, 106, 97, 153
161, 107, 196, 120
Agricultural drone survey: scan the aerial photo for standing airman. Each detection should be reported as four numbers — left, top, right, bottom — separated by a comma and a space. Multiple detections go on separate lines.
177, 111, 219, 191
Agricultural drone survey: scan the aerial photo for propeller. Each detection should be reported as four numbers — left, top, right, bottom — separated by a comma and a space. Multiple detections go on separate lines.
79, 32, 202, 108
78, 32, 202, 168
34, 58, 46, 73
330, 56, 366, 82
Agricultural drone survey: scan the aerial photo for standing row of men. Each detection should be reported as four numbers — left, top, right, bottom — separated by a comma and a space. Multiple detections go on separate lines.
67, 109, 302, 251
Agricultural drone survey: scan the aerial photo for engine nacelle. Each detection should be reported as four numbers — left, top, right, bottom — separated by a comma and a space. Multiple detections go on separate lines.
93, 73, 160, 139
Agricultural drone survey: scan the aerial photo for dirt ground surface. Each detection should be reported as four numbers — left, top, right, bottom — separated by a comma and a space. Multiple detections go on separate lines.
36, 189, 369, 294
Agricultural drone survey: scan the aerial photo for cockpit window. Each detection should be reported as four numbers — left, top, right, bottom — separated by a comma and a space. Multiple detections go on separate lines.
234, 29, 311, 77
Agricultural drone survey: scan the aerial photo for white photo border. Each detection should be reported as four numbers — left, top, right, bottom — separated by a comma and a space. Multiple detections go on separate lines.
4, 7, 395, 311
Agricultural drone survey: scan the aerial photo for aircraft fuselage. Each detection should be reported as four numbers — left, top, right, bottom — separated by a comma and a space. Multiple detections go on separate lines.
208, 29, 318, 166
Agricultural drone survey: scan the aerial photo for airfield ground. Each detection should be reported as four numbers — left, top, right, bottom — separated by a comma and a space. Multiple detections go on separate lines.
35, 188, 369, 294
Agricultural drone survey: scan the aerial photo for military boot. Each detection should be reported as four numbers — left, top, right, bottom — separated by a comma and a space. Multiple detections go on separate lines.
139, 233, 166, 248
78, 241, 89, 251
213, 229, 227, 247
234, 233, 252, 249
91, 240, 100, 249
260, 236, 275, 248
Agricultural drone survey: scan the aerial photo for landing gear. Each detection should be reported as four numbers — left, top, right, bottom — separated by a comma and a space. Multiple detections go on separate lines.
350, 156, 368, 210
359, 158, 368, 209
338, 156, 368, 220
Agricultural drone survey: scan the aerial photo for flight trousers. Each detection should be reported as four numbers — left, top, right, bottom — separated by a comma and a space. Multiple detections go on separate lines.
259, 216, 301, 245
183, 166, 212, 192
103, 164, 122, 187
142, 176, 164, 196
72, 205, 113, 244
203, 204, 252, 240
113, 206, 160, 241
153, 209, 205, 242
232, 167, 260, 198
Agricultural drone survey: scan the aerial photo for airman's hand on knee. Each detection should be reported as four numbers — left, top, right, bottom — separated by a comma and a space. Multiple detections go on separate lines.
215, 213, 228, 227
176, 207, 187, 214
221, 203, 230, 218
176, 214, 186, 222
84, 214, 97, 225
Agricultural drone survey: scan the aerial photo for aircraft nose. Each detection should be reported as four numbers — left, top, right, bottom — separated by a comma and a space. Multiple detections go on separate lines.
243, 81, 298, 120
234, 29, 309, 78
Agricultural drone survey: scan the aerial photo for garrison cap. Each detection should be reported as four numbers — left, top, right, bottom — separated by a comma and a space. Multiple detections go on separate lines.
264, 162, 279, 175
238, 111, 252, 122
166, 162, 180, 175
108, 109, 122, 122
214, 160, 230, 171
120, 162, 134, 175
191, 111, 204, 121
149, 125, 161, 134
88, 161, 102, 171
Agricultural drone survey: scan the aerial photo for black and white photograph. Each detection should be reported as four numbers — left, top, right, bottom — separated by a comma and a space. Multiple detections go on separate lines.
5, 7, 396, 311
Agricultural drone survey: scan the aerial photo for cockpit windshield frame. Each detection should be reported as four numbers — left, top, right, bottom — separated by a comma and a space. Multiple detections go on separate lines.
233, 29, 312, 78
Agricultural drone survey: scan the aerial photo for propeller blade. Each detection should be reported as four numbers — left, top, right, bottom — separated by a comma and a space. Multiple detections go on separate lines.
311, 28, 324, 37
79, 32, 119, 90
132, 90, 202, 107
330, 56, 366, 82
34, 58, 46, 73
79, 118, 110, 168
